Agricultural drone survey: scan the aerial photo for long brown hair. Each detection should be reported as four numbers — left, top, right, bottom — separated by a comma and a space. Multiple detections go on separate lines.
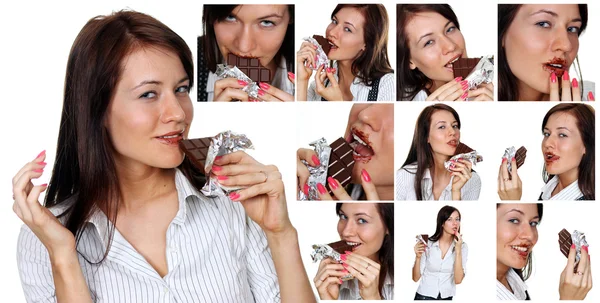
401, 104, 461, 200
332, 4, 393, 86
45, 10, 202, 262
429, 205, 461, 242
498, 4, 588, 101
541, 103, 595, 199
396, 4, 460, 100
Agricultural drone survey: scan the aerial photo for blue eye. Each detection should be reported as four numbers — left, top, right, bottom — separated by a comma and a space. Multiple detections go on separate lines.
339, 213, 347, 220
176, 85, 190, 94
140, 91, 157, 99
559, 133, 567, 138
358, 218, 368, 224
224, 15, 237, 22
424, 40, 433, 47
530, 221, 539, 227
509, 218, 520, 224
344, 27, 352, 33
536, 21, 551, 28
567, 26, 580, 34
260, 20, 275, 27
446, 26, 456, 33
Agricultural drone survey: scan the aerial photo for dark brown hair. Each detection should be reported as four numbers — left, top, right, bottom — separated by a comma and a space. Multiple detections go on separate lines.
332, 4, 393, 86
429, 205, 461, 242
541, 103, 595, 199
201, 5, 295, 73
401, 104, 461, 200
45, 10, 201, 262
396, 4, 460, 100
498, 4, 588, 101
336, 203, 394, 297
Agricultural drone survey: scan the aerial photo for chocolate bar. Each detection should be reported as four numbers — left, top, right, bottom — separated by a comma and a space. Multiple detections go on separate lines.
515, 146, 527, 168
558, 228, 572, 258
421, 234, 429, 244
327, 240, 353, 254
179, 137, 211, 174
454, 142, 474, 156
453, 58, 481, 79
327, 138, 355, 195
313, 35, 331, 55
227, 53, 272, 83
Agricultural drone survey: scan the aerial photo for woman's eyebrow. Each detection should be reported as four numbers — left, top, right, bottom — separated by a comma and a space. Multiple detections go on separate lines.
353, 212, 372, 218
417, 21, 451, 44
530, 9, 582, 23
256, 13, 283, 20
435, 120, 447, 125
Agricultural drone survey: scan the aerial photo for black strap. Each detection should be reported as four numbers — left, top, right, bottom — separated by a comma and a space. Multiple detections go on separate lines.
197, 37, 209, 102
525, 290, 531, 300
319, 77, 381, 101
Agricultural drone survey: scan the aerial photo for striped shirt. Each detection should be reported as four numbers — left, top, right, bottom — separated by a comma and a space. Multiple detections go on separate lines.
540, 176, 583, 200
396, 165, 481, 201
497, 268, 528, 300
17, 169, 280, 303
339, 273, 393, 300
416, 240, 468, 299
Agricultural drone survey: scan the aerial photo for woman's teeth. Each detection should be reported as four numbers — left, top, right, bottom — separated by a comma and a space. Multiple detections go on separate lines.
511, 245, 528, 252
353, 133, 368, 146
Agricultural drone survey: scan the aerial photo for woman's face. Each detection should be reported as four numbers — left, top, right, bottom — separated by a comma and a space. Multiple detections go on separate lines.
497, 204, 540, 271
214, 5, 290, 68
503, 4, 582, 95
406, 11, 466, 83
338, 203, 387, 261
442, 210, 461, 236
542, 111, 585, 177
326, 7, 367, 61
427, 110, 460, 157
344, 104, 394, 187
106, 47, 193, 169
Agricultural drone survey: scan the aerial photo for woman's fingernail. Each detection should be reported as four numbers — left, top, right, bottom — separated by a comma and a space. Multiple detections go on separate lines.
258, 89, 265, 97
339, 278, 343, 284
454, 76, 463, 82
217, 175, 228, 180
317, 183, 327, 195
563, 71, 569, 81
332, 68, 337, 73
342, 269, 349, 274
238, 80, 248, 86
303, 184, 310, 196
571, 243, 576, 249
511, 157, 515, 162
583, 245, 589, 253
314, 56, 318, 63
340, 254, 347, 261
342, 262, 348, 268
460, 80, 467, 86
344, 250, 352, 255
34, 169, 43, 173
215, 155, 223, 161
259, 82, 270, 90
461, 91, 468, 100
288, 72, 295, 80
361, 169, 372, 182
36, 161, 47, 166
311, 155, 321, 166
40, 183, 48, 187
589, 91, 595, 101
36, 150, 46, 159
313, 44, 318, 49
572, 78, 579, 88
551, 72, 557, 83
502, 158, 507, 163
229, 192, 240, 200
327, 177, 339, 190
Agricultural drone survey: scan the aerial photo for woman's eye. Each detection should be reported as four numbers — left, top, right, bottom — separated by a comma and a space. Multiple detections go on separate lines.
559, 133, 567, 138
344, 27, 352, 33
438, 125, 445, 129
536, 21, 551, 28
260, 20, 275, 27
331, 19, 337, 25
140, 91, 157, 99
224, 15, 237, 22
543, 132, 550, 137
567, 26, 581, 34
452, 125, 459, 129
530, 221, 539, 227
424, 40, 433, 47
508, 218, 520, 224
338, 213, 347, 220
446, 26, 456, 33
176, 85, 190, 94
358, 218, 367, 224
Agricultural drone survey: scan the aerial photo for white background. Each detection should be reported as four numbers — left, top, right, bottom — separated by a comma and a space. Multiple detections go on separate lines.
0, 0, 598, 302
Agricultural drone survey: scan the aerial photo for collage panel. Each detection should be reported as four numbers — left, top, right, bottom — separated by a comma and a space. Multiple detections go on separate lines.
396, 2, 495, 101
498, 4, 595, 101
297, 103, 394, 201
296, 3, 396, 101
197, 4, 296, 101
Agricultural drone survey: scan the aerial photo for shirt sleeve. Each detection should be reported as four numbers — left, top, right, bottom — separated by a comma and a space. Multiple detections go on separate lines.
244, 217, 280, 303
376, 73, 396, 101
396, 169, 407, 200
419, 248, 427, 275
306, 80, 319, 101
17, 225, 57, 303
461, 172, 481, 200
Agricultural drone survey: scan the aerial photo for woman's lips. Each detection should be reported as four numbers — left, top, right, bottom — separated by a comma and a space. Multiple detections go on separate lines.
510, 245, 530, 259
349, 129, 374, 163
155, 134, 183, 146
544, 153, 560, 165
543, 57, 568, 77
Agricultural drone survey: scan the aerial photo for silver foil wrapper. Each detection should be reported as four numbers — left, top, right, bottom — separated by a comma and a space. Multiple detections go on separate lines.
201, 130, 254, 197
444, 151, 483, 172
303, 36, 330, 70
465, 55, 494, 91
502, 146, 517, 174
311, 244, 353, 281
215, 64, 262, 100
572, 230, 588, 265
298, 138, 331, 201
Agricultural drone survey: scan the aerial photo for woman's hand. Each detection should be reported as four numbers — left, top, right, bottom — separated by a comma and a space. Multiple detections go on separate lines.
548, 71, 583, 101
342, 252, 382, 300
559, 243, 592, 300
414, 242, 425, 259
12, 151, 76, 260
497, 157, 522, 200
313, 258, 345, 300
426, 77, 468, 101
454, 231, 463, 248
450, 159, 473, 195
212, 151, 290, 235
213, 78, 250, 102
467, 82, 494, 101
314, 65, 344, 101
316, 169, 379, 201
257, 81, 294, 102
296, 148, 320, 197
297, 41, 317, 82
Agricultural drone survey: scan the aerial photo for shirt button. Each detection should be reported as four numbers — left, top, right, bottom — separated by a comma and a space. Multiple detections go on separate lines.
164, 287, 169, 293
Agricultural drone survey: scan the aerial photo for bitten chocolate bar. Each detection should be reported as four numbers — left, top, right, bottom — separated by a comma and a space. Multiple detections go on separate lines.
515, 146, 527, 168
313, 35, 331, 54
227, 53, 272, 83
179, 137, 211, 174
327, 138, 355, 195
558, 228, 572, 258
454, 142, 474, 155
421, 234, 429, 244
327, 240, 353, 254
453, 58, 481, 79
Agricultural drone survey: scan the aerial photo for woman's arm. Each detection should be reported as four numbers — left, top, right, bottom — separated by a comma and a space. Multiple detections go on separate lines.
453, 241, 467, 285
412, 256, 422, 282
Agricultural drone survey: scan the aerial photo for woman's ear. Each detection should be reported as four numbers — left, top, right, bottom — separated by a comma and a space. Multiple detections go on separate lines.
409, 60, 416, 70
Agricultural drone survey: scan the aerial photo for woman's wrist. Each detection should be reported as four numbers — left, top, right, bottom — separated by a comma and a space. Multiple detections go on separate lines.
265, 225, 297, 245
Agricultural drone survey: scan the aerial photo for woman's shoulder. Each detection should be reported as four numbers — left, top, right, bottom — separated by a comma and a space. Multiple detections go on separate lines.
411, 89, 428, 101
398, 163, 418, 174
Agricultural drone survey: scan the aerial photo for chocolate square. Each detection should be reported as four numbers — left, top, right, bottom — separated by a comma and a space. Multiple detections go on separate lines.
179, 137, 212, 174
313, 35, 331, 55
327, 138, 355, 195
454, 142, 474, 156
453, 58, 481, 79
327, 240, 353, 254
226, 53, 272, 83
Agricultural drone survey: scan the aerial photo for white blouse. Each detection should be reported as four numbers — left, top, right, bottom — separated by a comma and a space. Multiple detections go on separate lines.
339, 273, 394, 300
396, 164, 481, 201
497, 268, 528, 300
416, 240, 468, 299
540, 176, 584, 200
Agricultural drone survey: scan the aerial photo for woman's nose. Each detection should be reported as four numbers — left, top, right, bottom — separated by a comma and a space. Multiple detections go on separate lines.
234, 26, 257, 54
440, 35, 457, 55
551, 28, 574, 54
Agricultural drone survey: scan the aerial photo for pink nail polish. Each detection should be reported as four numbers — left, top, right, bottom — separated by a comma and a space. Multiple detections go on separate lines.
229, 192, 240, 200
303, 184, 309, 196
572, 78, 578, 88
589, 91, 595, 101
327, 177, 339, 190
288, 72, 295, 80
212, 165, 222, 172
342, 262, 348, 268
34, 169, 43, 173
361, 169, 371, 182
571, 243, 576, 249
339, 278, 343, 284
258, 89, 265, 97
215, 155, 223, 161
311, 155, 321, 166
340, 254, 347, 261
217, 175, 228, 180
461, 92, 468, 100
36, 161, 47, 166
551, 72, 557, 83
317, 183, 327, 195
36, 150, 46, 159
342, 270, 349, 274
326, 67, 331, 73
40, 183, 48, 187
238, 80, 248, 86
313, 44, 318, 49
259, 82, 270, 90
454, 77, 463, 82
502, 158, 507, 163
563, 71, 569, 81
583, 245, 589, 253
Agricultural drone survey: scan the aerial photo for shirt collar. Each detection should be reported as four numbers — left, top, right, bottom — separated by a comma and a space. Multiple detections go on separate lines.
540, 176, 582, 200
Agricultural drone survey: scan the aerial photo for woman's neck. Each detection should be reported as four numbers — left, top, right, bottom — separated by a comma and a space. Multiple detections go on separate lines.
431, 153, 451, 178
517, 80, 546, 101
439, 232, 454, 244
496, 262, 511, 289
375, 185, 394, 201
336, 60, 354, 87
113, 159, 176, 211
428, 80, 445, 94
554, 169, 579, 195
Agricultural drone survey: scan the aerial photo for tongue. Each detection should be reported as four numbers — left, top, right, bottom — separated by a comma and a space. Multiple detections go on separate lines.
355, 144, 374, 157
